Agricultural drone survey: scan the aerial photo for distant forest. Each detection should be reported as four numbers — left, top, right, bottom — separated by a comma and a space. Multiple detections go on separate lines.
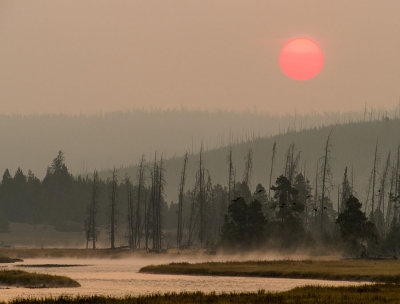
0, 116, 399, 256
0, 107, 394, 178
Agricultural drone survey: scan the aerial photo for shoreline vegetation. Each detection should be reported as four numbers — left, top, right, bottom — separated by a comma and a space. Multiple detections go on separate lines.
0, 257, 23, 263
0, 269, 80, 288
4, 284, 400, 304
140, 260, 400, 283
0, 248, 210, 259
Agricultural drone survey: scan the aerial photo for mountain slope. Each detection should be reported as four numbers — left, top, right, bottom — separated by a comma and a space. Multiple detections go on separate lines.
108, 118, 400, 207
0, 109, 377, 178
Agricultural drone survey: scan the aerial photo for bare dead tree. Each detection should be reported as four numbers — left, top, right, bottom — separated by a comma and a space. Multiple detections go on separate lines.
135, 155, 146, 248
337, 185, 340, 216
364, 169, 373, 213
89, 170, 99, 249
84, 218, 90, 249
233, 166, 237, 198
341, 167, 352, 213
144, 190, 150, 250
187, 188, 197, 247
371, 140, 379, 219
156, 155, 164, 250
351, 165, 354, 195
227, 147, 233, 202
198, 146, 206, 247
268, 142, 277, 200
126, 177, 134, 249
242, 148, 253, 187
177, 152, 188, 249
151, 153, 164, 251
377, 152, 391, 230
320, 130, 333, 232
284, 143, 301, 184
314, 161, 319, 216
110, 168, 117, 249
150, 154, 158, 251
394, 144, 400, 222
284, 143, 294, 179
386, 166, 396, 229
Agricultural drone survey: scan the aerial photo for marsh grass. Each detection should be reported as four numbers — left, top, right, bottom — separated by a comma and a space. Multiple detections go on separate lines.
140, 259, 400, 283
0, 257, 23, 263
4, 284, 400, 304
0, 270, 80, 288
19, 264, 87, 268
0, 248, 201, 259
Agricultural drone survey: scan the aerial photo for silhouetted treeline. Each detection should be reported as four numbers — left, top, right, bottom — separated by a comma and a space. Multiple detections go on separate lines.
0, 118, 400, 257
0, 107, 397, 179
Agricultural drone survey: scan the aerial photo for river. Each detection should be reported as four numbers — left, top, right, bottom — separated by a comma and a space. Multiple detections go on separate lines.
0, 257, 366, 302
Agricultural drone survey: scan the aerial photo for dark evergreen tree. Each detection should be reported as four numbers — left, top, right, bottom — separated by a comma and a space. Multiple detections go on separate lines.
336, 195, 377, 256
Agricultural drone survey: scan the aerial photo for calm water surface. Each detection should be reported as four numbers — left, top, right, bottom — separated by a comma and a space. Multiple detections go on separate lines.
1, 257, 366, 302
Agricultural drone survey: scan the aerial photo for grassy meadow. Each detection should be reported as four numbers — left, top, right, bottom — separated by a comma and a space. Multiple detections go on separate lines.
0, 270, 80, 288
3, 284, 400, 304
140, 259, 400, 283
0, 257, 23, 263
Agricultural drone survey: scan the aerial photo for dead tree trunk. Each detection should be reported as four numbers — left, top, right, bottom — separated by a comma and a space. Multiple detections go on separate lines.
135, 155, 145, 248
144, 190, 150, 250
365, 169, 373, 213
268, 142, 277, 200
243, 148, 253, 188
110, 168, 117, 250
156, 155, 164, 250
198, 147, 206, 247
151, 154, 158, 251
320, 131, 332, 232
177, 152, 188, 249
377, 152, 391, 232
394, 144, 400, 222
89, 170, 99, 249
371, 141, 379, 218
151, 153, 163, 252
228, 147, 233, 202
126, 177, 134, 249
387, 167, 396, 229
187, 190, 196, 247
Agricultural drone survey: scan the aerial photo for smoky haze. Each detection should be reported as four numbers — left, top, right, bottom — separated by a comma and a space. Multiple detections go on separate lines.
0, 109, 375, 178
0, 0, 399, 115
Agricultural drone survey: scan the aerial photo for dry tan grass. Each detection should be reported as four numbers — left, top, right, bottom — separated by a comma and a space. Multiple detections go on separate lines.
140, 259, 400, 282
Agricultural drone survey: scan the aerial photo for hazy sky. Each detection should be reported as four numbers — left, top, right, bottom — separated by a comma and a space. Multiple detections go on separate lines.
1, 1, 399, 114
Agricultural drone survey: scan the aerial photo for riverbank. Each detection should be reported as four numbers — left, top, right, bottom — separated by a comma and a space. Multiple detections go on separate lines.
0, 257, 23, 263
140, 259, 400, 283
0, 248, 207, 259
0, 270, 80, 288
4, 284, 400, 304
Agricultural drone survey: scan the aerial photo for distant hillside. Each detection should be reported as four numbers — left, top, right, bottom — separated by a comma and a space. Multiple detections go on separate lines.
0, 109, 377, 178
107, 118, 400, 207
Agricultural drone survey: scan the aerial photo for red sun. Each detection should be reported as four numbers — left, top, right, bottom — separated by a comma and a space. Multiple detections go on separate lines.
279, 38, 324, 81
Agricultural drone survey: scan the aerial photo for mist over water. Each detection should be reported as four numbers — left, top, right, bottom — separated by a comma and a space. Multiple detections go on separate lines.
0, 256, 364, 302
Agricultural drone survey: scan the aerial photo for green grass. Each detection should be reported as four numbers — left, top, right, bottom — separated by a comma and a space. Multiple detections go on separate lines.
0, 270, 80, 288
140, 259, 400, 283
3, 284, 400, 304
0, 257, 23, 263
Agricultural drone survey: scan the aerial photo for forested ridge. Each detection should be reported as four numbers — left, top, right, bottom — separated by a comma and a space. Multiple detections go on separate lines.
0, 108, 390, 178
0, 117, 399, 256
